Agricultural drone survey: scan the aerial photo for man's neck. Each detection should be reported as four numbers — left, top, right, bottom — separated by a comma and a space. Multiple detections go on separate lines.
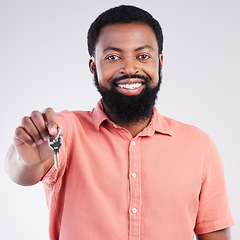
121, 120, 151, 138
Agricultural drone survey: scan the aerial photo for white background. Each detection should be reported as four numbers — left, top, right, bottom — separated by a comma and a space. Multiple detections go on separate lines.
0, 0, 239, 239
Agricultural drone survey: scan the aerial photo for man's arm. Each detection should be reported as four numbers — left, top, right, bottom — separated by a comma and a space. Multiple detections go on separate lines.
196, 228, 231, 240
5, 108, 58, 186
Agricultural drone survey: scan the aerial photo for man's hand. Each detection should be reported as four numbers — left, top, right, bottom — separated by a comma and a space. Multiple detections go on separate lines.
5, 108, 60, 185
14, 108, 58, 166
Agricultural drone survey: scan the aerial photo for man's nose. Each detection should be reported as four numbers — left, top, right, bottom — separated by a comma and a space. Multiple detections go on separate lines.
119, 58, 140, 75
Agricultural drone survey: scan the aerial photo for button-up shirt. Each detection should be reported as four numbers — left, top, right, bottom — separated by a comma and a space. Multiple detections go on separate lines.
43, 100, 234, 240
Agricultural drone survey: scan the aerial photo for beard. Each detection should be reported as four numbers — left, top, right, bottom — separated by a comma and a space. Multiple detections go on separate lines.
93, 66, 162, 126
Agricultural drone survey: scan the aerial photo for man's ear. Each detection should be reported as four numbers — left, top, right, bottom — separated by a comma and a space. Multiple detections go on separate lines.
89, 57, 95, 74
159, 54, 163, 70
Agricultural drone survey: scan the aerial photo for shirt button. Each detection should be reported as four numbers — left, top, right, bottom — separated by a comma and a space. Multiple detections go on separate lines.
132, 173, 137, 178
113, 124, 117, 128
132, 208, 137, 213
132, 141, 136, 146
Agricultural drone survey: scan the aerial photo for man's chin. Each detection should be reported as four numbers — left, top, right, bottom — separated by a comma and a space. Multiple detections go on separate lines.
100, 87, 158, 125
93, 69, 161, 125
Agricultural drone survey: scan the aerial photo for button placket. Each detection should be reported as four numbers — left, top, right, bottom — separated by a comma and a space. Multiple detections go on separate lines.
129, 138, 141, 239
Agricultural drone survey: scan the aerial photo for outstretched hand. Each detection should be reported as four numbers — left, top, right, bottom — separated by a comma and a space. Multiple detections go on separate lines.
14, 108, 60, 167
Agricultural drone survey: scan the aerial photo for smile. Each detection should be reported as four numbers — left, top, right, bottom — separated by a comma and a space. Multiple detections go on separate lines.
117, 83, 143, 90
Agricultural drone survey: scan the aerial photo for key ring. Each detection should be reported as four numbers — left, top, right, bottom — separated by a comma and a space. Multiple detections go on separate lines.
55, 127, 62, 139
52, 127, 62, 143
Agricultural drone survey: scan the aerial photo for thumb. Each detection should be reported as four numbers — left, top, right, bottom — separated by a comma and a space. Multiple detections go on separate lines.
48, 124, 58, 136
43, 108, 58, 137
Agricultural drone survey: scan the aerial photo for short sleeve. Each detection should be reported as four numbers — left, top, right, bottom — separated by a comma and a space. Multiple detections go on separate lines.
194, 135, 234, 234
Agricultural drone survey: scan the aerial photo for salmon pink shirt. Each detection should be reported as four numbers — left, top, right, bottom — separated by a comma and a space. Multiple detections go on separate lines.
43, 100, 234, 240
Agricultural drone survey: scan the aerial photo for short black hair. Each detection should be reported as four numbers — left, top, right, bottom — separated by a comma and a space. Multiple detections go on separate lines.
87, 5, 163, 57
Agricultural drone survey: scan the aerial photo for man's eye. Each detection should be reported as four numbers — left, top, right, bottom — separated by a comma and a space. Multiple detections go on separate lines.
138, 54, 151, 60
105, 55, 120, 61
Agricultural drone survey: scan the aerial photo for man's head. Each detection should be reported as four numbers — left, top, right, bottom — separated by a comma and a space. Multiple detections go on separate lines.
88, 5, 164, 125
87, 5, 163, 57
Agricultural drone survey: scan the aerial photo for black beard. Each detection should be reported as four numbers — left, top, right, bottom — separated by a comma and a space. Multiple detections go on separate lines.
93, 67, 161, 126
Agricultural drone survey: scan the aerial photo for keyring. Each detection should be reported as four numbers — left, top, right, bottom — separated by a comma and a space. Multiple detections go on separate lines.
55, 127, 62, 139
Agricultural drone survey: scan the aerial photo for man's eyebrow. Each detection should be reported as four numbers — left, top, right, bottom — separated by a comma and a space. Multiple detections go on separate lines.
103, 47, 123, 52
103, 45, 154, 53
135, 45, 153, 51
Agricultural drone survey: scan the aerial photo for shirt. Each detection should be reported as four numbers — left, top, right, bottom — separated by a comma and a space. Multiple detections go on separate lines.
43, 100, 234, 240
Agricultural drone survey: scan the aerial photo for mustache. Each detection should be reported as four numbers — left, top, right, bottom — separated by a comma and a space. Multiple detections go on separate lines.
111, 74, 151, 85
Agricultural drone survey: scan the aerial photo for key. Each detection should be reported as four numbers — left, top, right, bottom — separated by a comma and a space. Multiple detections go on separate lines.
48, 128, 63, 170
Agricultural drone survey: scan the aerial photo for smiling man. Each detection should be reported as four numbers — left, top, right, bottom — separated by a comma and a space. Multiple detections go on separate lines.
5, 5, 234, 240
90, 23, 163, 136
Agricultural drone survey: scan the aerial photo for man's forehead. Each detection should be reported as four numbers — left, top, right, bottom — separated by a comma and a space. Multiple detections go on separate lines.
99, 22, 154, 35
96, 23, 158, 51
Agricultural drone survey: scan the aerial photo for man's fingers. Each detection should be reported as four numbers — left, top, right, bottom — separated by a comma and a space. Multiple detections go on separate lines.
21, 116, 44, 146
15, 108, 58, 147
42, 108, 57, 136
30, 111, 49, 142
15, 126, 35, 147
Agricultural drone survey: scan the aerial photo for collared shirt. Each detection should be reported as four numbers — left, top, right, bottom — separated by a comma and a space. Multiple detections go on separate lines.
43, 100, 234, 240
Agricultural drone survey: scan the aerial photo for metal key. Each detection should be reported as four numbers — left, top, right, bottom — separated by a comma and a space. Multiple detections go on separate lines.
48, 128, 63, 170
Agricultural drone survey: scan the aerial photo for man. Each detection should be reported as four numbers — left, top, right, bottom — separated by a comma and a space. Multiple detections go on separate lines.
5, 5, 234, 240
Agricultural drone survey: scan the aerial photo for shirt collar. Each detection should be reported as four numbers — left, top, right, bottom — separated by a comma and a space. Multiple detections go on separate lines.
93, 99, 173, 136
141, 106, 173, 136
93, 100, 109, 130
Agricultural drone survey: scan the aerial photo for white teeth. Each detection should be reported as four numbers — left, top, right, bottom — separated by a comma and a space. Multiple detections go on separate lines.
118, 83, 142, 90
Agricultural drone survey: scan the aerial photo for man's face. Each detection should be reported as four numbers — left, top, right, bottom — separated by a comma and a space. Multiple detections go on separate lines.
89, 23, 163, 125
